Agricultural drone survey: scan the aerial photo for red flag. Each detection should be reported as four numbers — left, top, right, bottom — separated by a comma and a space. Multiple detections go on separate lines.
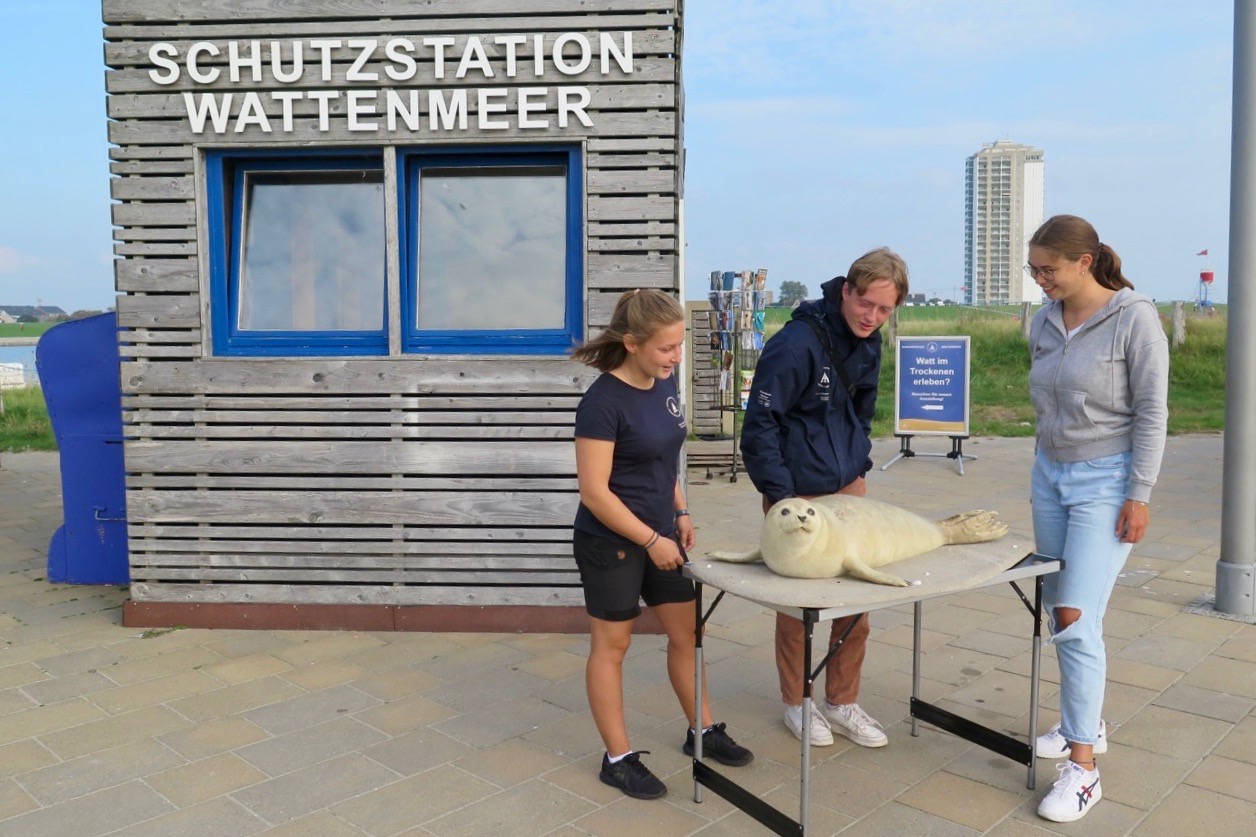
1196, 249, 1209, 256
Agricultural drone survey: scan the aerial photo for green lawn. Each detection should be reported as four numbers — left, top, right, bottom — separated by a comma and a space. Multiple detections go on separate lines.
0, 387, 55, 451
0, 309, 1228, 452
0, 322, 56, 338
762, 305, 1225, 438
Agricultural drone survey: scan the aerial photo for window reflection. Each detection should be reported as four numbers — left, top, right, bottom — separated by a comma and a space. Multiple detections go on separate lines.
416, 166, 566, 331
238, 171, 385, 331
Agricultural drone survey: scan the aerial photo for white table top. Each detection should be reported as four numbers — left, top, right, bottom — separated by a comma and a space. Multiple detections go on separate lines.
684, 534, 1058, 620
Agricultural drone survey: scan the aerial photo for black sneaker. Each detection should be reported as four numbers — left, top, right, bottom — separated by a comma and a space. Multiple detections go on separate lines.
683, 722, 755, 766
599, 750, 667, 800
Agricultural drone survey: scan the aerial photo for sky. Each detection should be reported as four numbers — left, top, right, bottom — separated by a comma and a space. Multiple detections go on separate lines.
0, 1, 1235, 313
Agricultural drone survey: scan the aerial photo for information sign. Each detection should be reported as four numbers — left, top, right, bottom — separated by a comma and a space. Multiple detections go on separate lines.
893, 336, 970, 436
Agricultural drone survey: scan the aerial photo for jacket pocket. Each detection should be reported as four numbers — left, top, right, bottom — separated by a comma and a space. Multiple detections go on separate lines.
782, 423, 830, 490
1057, 388, 1096, 435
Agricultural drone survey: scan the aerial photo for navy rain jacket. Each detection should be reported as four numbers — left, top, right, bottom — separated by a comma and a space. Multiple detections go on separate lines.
740, 277, 883, 504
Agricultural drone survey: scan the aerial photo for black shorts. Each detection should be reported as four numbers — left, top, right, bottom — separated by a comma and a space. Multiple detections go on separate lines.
572, 530, 695, 622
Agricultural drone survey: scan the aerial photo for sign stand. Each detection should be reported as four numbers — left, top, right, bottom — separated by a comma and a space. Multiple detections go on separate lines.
880, 434, 977, 475
881, 336, 974, 475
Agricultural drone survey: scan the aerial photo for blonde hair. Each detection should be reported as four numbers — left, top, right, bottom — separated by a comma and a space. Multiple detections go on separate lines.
571, 289, 684, 372
846, 247, 910, 304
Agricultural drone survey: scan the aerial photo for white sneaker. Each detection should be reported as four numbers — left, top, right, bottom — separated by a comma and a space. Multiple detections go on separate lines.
823, 702, 888, 748
783, 703, 834, 746
1035, 720, 1107, 759
1038, 761, 1102, 822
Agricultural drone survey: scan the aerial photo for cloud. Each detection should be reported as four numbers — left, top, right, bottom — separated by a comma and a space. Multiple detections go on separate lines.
687, 0, 1229, 110
0, 245, 40, 274
687, 1, 1073, 88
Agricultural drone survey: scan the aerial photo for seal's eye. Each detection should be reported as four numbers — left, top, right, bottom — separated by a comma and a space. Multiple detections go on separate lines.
806, 508, 816, 516
780, 508, 791, 516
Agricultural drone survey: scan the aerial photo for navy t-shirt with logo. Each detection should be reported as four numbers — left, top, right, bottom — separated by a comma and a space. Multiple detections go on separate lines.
574, 372, 687, 542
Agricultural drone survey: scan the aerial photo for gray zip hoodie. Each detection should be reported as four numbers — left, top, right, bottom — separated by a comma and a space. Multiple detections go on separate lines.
1028, 288, 1169, 503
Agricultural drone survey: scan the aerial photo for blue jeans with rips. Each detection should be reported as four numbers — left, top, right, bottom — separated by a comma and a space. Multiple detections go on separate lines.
1031, 449, 1133, 747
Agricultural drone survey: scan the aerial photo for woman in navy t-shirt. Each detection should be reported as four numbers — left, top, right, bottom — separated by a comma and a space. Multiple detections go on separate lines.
571, 289, 753, 800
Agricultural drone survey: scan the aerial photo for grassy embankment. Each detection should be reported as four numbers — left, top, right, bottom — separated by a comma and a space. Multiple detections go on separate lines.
0, 388, 54, 452
0, 306, 1228, 452
761, 304, 1226, 438
0, 322, 55, 451
0, 322, 56, 339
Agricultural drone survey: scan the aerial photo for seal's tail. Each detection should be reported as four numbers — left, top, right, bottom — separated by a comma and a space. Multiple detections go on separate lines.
937, 510, 1008, 544
707, 548, 763, 564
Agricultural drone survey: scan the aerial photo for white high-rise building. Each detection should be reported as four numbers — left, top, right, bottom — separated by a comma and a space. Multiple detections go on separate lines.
964, 141, 1045, 305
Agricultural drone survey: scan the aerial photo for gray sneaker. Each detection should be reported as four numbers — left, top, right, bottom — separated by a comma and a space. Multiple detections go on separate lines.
783, 703, 834, 746
823, 702, 888, 748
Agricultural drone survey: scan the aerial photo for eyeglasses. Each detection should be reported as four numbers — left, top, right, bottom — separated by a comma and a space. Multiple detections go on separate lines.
1023, 264, 1058, 280
850, 296, 896, 318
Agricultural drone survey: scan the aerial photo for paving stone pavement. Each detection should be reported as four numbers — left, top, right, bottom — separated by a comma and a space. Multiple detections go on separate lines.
0, 435, 1254, 836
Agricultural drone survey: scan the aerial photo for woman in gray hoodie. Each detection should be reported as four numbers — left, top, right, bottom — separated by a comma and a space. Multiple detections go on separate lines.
1025, 215, 1169, 823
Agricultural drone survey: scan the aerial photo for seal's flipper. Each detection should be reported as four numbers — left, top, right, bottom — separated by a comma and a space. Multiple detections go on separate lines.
937, 510, 1008, 545
844, 556, 909, 587
708, 548, 763, 564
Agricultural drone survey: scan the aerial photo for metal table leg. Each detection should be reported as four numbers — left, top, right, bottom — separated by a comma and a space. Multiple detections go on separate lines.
799, 610, 814, 833
693, 580, 704, 802
911, 600, 923, 737
1027, 575, 1044, 790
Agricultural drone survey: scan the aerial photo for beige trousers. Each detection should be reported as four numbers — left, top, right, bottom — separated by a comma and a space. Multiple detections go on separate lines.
764, 484, 869, 706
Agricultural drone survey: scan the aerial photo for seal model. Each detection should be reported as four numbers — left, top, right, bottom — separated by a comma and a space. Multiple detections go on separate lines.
708, 495, 1008, 586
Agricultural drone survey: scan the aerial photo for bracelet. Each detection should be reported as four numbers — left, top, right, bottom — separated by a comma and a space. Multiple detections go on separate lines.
675, 509, 690, 518
1129, 499, 1149, 507
642, 531, 660, 549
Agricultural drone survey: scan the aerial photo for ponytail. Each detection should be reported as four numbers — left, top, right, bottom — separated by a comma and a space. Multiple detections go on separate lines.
1091, 242, 1133, 291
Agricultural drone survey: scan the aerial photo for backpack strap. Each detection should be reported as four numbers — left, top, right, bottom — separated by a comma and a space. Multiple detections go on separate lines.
800, 317, 857, 398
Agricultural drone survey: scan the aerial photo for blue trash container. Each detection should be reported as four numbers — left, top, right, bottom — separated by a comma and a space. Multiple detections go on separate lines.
36, 312, 129, 584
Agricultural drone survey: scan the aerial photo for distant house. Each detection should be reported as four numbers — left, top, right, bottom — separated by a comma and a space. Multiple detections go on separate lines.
0, 363, 25, 389
904, 293, 927, 307
0, 305, 68, 322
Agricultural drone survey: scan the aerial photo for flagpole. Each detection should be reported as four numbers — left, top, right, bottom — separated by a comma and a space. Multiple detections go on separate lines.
1197, 250, 1203, 306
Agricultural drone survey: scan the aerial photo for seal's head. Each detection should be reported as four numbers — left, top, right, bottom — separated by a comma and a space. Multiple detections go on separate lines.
764, 498, 823, 547
759, 498, 833, 577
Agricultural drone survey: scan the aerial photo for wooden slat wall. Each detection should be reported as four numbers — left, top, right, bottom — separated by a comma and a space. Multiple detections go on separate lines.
104, 0, 683, 607
688, 306, 725, 437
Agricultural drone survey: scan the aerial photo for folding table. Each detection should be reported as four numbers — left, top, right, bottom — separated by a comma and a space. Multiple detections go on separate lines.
685, 542, 1061, 835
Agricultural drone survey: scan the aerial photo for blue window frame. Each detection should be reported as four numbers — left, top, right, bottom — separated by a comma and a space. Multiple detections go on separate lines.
207, 150, 387, 356
206, 145, 582, 357
398, 146, 583, 355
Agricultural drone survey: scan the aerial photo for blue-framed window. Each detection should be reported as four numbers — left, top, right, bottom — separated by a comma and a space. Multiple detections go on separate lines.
399, 146, 583, 355
207, 150, 387, 356
206, 145, 583, 357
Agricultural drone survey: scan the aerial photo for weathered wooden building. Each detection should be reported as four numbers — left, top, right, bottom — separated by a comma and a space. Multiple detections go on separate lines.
104, 0, 685, 630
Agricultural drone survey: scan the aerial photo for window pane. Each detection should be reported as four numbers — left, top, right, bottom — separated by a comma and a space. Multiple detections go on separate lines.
416, 167, 566, 331
239, 171, 385, 331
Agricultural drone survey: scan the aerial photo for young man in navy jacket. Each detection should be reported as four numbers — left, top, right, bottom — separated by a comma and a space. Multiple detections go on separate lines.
741, 247, 909, 747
